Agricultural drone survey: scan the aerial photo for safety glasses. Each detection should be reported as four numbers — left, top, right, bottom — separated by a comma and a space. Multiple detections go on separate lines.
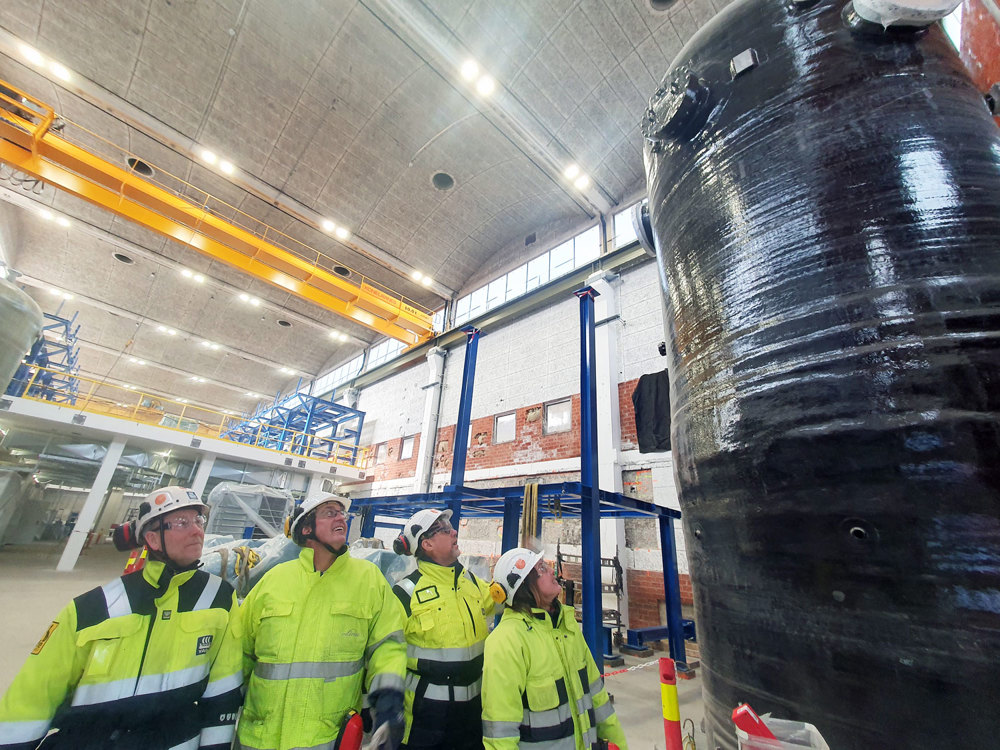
160, 514, 207, 532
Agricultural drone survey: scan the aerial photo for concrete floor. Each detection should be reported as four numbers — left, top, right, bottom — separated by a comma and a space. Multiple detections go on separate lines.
0, 542, 708, 749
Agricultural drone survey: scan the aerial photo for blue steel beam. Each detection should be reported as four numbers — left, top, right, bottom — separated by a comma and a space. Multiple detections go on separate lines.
449, 326, 481, 523
502, 498, 521, 553
575, 285, 603, 671
658, 515, 688, 667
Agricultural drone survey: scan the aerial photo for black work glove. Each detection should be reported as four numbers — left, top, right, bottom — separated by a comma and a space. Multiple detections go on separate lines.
369, 688, 405, 749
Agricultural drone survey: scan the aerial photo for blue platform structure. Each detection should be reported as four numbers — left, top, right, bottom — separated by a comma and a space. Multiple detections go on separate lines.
350, 290, 689, 673
6, 305, 81, 403
221, 389, 365, 463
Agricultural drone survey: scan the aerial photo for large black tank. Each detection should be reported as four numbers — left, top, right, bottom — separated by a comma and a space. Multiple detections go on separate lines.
642, 1, 1000, 747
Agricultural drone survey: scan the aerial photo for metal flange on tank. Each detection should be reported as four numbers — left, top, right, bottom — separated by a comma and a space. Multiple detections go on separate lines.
0, 276, 43, 391
642, 0, 1000, 748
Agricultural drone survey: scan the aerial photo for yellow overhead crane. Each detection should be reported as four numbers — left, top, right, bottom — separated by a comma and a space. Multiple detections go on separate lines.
0, 79, 434, 346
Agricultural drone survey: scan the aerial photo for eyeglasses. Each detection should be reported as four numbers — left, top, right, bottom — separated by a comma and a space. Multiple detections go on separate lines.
315, 507, 348, 521
160, 514, 207, 532
424, 521, 452, 538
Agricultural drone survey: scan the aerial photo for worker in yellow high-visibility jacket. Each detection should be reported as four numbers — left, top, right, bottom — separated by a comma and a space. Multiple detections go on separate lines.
391, 508, 495, 749
482, 548, 629, 750
238, 495, 407, 750
0, 486, 243, 750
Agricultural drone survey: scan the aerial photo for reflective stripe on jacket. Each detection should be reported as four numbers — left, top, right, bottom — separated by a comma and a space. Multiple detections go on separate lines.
482, 605, 628, 750
392, 560, 494, 744
0, 561, 243, 750
237, 547, 406, 750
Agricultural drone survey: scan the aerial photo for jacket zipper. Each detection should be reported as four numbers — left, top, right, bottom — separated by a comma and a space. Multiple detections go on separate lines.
463, 599, 477, 637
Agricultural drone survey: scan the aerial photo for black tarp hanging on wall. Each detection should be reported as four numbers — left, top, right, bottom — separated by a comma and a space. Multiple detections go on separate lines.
631, 369, 670, 453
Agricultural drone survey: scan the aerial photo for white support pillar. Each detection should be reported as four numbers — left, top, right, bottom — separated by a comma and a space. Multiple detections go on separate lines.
306, 472, 327, 500
190, 453, 216, 497
414, 346, 447, 494
57, 437, 126, 572
587, 270, 630, 628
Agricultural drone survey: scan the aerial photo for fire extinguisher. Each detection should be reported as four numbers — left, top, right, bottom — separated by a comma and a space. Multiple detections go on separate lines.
333, 710, 365, 750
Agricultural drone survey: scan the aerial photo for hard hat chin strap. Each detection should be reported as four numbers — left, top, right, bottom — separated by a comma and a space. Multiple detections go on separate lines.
144, 525, 200, 573
303, 518, 347, 558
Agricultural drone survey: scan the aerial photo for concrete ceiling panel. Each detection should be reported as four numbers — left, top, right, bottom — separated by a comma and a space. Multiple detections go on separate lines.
0, 0, 731, 407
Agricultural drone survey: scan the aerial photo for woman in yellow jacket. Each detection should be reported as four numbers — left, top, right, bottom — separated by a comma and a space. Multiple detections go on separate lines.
482, 548, 628, 750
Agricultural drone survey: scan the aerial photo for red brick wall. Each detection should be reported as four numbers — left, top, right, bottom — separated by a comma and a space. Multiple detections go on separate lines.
618, 379, 639, 450
367, 395, 583, 480
367, 382, 650, 480
626, 568, 694, 629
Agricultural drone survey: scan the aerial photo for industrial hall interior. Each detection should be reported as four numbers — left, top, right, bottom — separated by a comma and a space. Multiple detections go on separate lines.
0, 0, 997, 748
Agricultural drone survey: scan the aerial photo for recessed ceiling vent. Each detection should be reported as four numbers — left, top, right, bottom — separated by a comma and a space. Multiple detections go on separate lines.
333, 266, 352, 278
277, 319, 292, 328
431, 171, 455, 190
525, 232, 536, 246
113, 252, 134, 264
126, 157, 154, 177
647, 0, 678, 10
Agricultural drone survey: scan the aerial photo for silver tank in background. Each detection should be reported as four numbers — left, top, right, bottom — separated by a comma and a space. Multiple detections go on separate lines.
0, 277, 42, 391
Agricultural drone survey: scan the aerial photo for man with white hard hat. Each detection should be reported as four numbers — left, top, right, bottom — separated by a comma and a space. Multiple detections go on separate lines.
238, 494, 407, 750
0, 485, 243, 750
391, 508, 495, 750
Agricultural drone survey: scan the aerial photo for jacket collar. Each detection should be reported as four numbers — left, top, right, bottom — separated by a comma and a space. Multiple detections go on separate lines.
141, 559, 197, 591
416, 558, 464, 586
298, 545, 351, 574
507, 603, 569, 630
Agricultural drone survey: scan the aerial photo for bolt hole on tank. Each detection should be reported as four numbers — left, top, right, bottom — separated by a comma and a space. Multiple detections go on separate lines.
642, 0, 1000, 747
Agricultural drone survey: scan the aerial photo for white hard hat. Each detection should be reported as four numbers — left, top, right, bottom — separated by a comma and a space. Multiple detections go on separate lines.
136, 486, 208, 539
286, 494, 351, 545
489, 547, 544, 606
392, 508, 452, 556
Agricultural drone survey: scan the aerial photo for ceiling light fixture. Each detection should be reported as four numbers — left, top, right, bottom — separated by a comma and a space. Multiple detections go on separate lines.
321, 219, 336, 232
177, 398, 188, 404
329, 330, 341, 340
475, 75, 496, 96
279, 367, 295, 375
200, 149, 217, 165
411, 270, 423, 282
193, 273, 205, 283
335, 226, 350, 240
55, 216, 71, 227
49, 62, 71, 81
574, 174, 590, 190
421, 276, 433, 286
182, 269, 193, 278
460, 59, 479, 81
249, 297, 261, 307
39, 209, 54, 221
563, 163, 580, 180
19, 44, 44, 66
130, 358, 146, 365
62, 293, 74, 300
219, 160, 235, 175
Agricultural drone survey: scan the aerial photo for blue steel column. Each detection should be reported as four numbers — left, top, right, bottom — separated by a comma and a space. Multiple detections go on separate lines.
449, 326, 481, 524
658, 515, 687, 666
575, 286, 603, 670
502, 498, 521, 553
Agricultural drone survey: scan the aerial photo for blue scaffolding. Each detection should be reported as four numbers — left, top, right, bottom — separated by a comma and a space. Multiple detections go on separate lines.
221, 389, 365, 463
349, 293, 690, 672
6, 305, 81, 403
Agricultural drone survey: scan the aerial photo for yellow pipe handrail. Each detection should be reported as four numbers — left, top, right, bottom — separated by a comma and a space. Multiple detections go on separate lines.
10, 365, 370, 471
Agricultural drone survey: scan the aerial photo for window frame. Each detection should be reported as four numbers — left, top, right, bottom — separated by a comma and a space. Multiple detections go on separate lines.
493, 412, 516, 444
543, 398, 573, 435
400, 435, 415, 461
